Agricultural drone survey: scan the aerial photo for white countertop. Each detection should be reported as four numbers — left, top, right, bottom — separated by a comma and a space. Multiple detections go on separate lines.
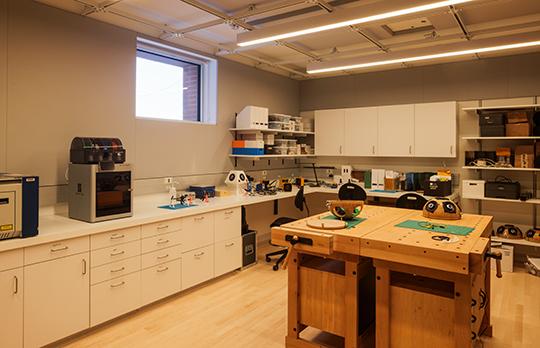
0, 185, 456, 253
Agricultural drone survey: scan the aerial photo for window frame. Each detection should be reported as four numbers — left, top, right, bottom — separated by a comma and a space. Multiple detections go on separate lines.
136, 37, 217, 125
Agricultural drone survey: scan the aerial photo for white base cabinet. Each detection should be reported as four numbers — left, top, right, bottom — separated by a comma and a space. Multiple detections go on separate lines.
214, 237, 242, 277
141, 258, 182, 306
182, 245, 214, 290
24, 252, 90, 348
0, 267, 23, 348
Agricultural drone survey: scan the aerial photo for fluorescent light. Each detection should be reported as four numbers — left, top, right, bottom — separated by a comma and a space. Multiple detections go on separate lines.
307, 40, 540, 74
238, 0, 472, 47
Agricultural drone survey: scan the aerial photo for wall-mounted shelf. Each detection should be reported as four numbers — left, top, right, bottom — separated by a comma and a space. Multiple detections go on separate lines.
229, 128, 314, 136
492, 236, 540, 247
462, 136, 540, 140
462, 166, 540, 172
462, 104, 540, 112
229, 154, 314, 159
466, 197, 540, 205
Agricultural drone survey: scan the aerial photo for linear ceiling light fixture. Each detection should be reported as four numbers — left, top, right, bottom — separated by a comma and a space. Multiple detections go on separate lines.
237, 0, 473, 47
307, 40, 540, 74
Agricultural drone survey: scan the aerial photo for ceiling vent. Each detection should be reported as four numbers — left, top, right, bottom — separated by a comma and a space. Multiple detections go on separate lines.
383, 17, 435, 36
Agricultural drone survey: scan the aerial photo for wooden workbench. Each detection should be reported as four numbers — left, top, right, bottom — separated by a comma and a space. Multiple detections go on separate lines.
271, 205, 494, 348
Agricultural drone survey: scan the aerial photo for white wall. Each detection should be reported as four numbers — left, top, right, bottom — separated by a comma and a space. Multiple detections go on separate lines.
0, 0, 300, 205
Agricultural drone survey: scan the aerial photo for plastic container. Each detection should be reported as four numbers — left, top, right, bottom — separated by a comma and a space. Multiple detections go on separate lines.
272, 146, 288, 155
269, 121, 287, 130
269, 113, 292, 122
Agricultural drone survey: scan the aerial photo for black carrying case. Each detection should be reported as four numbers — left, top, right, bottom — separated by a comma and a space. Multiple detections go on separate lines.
478, 112, 505, 126
480, 125, 505, 137
424, 180, 452, 197
485, 177, 521, 200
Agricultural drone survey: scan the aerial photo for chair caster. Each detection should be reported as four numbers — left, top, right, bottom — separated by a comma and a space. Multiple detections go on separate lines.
272, 265, 279, 271
265, 256, 271, 262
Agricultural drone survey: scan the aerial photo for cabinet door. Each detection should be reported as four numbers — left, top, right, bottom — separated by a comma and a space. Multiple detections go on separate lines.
181, 213, 214, 253
24, 253, 90, 348
0, 268, 23, 348
314, 109, 345, 156
344, 107, 378, 156
377, 104, 415, 156
414, 101, 457, 157
141, 259, 182, 306
181, 245, 214, 290
214, 237, 242, 277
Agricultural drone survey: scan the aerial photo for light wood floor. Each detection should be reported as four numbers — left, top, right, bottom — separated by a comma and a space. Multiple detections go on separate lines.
60, 247, 540, 348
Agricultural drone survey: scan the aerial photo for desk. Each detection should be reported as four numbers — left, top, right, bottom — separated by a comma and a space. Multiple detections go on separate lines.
272, 206, 493, 348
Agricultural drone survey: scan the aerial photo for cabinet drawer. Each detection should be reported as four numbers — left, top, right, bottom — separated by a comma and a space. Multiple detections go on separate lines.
24, 236, 89, 265
142, 244, 182, 269
214, 237, 242, 277
0, 249, 23, 271
91, 240, 140, 268
91, 256, 141, 285
181, 245, 214, 290
91, 226, 141, 250
181, 213, 214, 252
90, 271, 141, 327
141, 218, 183, 239
214, 208, 241, 243
142, 230, 182, 254
141, 259, 182, 306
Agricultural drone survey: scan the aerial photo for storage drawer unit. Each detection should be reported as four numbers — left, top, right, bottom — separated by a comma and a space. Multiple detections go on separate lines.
214, 208, 241, 242
24, 236, 89, 265
91, 256, 141, 285
214, 237, 242, 277
181, 213, 214, 252
91, 239, 141, 268
141, 259, 182, 306
141, 244, 182, 269
91, 226, 141, 250
182, 245, 214, 290
90, 271, 141, 326
462, 180, 485, 199
141, 218, 183, 239
142, 230, 183, 254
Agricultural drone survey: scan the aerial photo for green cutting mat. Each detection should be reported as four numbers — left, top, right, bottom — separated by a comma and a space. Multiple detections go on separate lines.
395, 220, 474, 236
322, 215, 366, 229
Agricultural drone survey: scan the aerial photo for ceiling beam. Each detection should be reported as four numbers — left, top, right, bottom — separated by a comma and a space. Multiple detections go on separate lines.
448, 4, 472, 40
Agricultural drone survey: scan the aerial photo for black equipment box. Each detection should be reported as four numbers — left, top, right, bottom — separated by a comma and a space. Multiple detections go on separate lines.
480, 125, 505, 137
70, 137, 126, 164
478, 112, 505, 126
188, 185, 216, 199
485, 178, 521, 200
242, 230, 257, 268
424, 180, 452, 197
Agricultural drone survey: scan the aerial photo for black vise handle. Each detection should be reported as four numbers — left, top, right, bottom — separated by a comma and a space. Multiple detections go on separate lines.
485, 251, 503, 278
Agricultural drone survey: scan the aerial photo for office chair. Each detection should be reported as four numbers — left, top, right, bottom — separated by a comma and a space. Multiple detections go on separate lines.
265, 187, 309, 271
338, 182, 367, 201
395, 193, 428, 210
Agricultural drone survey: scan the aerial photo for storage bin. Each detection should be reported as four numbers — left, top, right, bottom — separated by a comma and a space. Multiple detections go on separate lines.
478, 113, 505, 125
507, 110, 532, 124
423, 180, 452, 197
480, 125, 505, 137
272, 146, 288, 155
506, 122, 531, 136
462, 180, 485, 199
268, 121, 286, 130
269, 113, 292, 122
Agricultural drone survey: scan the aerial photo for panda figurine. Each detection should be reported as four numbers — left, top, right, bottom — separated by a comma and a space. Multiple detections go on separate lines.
525, 229, 540, 243
495, 224, 523, 240
422, 197, 462, 220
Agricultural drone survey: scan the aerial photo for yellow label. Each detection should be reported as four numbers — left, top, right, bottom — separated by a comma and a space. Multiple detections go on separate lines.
0, 224, 13, 231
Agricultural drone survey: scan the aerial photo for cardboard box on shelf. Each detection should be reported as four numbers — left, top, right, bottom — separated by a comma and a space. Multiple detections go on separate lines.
506, 110, 532, 124
506, 122, 531, 136
515, 145, 534, 168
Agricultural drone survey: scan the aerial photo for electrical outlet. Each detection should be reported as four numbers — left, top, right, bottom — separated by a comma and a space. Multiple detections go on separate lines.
326, 169, 333, 176
164, 177, 173, 185
262, 170, 268, 177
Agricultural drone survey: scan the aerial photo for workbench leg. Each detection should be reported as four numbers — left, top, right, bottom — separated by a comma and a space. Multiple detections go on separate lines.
375, 267, 390, 348
287, 249, 301, 343
454, 276, 473, 348
345, 261, 359, 348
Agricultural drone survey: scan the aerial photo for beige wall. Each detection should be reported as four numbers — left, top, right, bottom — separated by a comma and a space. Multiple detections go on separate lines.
0, 0, 300, 205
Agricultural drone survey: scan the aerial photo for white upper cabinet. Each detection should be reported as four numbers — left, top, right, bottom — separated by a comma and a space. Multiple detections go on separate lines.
377, 104, 415, 157
344, 107, 378, 156
315, 109, 345, 156
414, 101, 457, 158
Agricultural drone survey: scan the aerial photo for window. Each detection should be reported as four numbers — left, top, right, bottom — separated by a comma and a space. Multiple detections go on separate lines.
136, 38, 217, 124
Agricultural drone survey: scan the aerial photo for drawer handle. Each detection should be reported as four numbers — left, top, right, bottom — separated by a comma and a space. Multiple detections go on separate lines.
224, 210, 234, 215
194, 252, 205, 258
157, 266, 169, 273
82, 258, 87, 275
157, 225, 169, 230
13, 276, 18, 294
157, 253, 169, 260
157, 239, 170, 245
225, 242, 235, 247
51, 245, 69, 252
110, 281, 125, 288
194, 216, 205, 221
110, 250, 125, 257
111, 266, 125, 273
110, 233, 125, 240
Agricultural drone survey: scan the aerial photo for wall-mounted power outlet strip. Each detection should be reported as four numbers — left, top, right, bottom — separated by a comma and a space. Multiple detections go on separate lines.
164, 177, 173, 185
